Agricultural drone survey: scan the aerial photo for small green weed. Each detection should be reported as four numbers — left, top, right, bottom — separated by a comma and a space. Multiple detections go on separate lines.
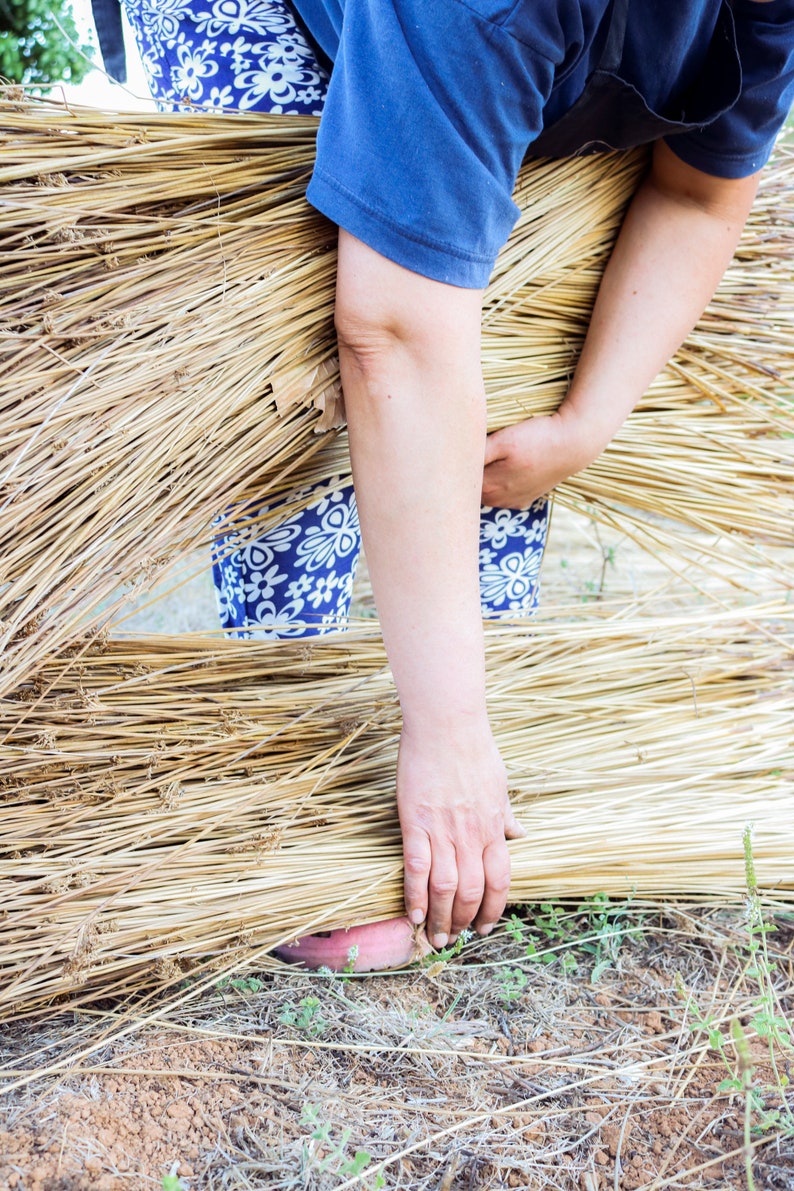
214, 974, 264, 995
279, 995, 327, 1036
738, 827, 794, 1142
423, 927, 474, 966
315, 944, 360, 983
688, 829, 794, 1191
300, 1102, 384, 1186
511, 893, 643, 981
496, 966, 528, 1003
741, 829, 793, 1086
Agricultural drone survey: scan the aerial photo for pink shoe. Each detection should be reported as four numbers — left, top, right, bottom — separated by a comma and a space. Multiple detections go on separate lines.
273, 915, 432, 972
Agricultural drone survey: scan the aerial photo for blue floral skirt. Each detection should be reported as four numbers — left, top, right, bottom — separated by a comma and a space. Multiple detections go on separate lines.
123, 0, 550, 636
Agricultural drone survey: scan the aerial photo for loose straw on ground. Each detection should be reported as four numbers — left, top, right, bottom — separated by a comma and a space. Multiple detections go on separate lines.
1, 96, 793, 693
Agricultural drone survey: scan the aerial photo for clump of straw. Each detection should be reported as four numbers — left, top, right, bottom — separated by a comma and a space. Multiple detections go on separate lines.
1, 95, 793, 694
1, 598, 791, 1016
1, 96, 792, 1018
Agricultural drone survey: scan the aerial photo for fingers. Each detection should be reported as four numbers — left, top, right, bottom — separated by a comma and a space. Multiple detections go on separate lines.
447, 846, 485, 942
483, 426, 509, 466
427, 844, 461, 950
505, 806, 527, 840
397, 729, 519, 949
475, 838, 512, 935
402, 828, 432, 929
404, 827, 518, 948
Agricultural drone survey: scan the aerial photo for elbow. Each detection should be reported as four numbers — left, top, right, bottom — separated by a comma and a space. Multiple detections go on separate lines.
333, 229, 485, 390
334, 298, 403, 379
650, 140, 761, 226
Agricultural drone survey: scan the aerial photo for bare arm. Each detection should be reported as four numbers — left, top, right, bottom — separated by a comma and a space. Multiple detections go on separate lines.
335, 231, 523, 949
482, 141, 762, 507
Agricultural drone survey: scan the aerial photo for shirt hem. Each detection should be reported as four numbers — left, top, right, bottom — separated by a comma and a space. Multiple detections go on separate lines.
308, 170, 497, 288
663, 136, 774, 178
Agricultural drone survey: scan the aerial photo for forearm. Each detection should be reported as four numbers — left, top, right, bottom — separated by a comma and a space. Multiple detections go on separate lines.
482, 145, 762, 509
560, 142, 761, 455
336, 232, 488, 729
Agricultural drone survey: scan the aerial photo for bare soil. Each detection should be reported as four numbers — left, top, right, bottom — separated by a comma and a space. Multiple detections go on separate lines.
2, 900, 793, 1190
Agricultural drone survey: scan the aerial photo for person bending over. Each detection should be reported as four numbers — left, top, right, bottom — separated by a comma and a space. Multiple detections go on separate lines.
109, 0, 794, 965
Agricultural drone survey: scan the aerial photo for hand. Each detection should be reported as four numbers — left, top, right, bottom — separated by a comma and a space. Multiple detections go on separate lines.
396, 721, 525, 948
482, 408, 599, 509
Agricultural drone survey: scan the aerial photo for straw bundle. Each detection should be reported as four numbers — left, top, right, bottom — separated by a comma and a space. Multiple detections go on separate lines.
2, 97, 793, 1015
1, 599, 791, 1016
1, 96, 793, 694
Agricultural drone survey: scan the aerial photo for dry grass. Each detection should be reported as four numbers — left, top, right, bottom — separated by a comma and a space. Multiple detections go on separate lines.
1, 96, 793, 694
1, 96, 793, 1189
1, 897, 793, 1189
2, 592, 791, 1019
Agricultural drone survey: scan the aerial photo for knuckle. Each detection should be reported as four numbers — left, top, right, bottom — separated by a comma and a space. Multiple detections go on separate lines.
488, 871, 511, 896
429, 877, 458, 897
403, 852, 430, 877
457, 884, 485, 905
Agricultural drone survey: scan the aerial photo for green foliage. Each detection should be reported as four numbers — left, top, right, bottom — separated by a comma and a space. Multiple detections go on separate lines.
0, 0, 94, 88
687, 830, 794, 1191
425, 926, 474, 966
496, 966, 528, 1003
279, 994, 327, 1036
300, 1103, 384, 1186
509, 893, 643, 982
214, 974, 264, 995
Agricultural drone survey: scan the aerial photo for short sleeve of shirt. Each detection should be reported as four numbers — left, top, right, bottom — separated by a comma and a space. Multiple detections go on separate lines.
305, 0, 564, 288
665, 0, 794, 178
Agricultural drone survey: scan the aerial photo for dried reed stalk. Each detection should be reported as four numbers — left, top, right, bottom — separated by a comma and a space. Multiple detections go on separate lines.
1, 96, 793, 694
1, 599, 791, 1016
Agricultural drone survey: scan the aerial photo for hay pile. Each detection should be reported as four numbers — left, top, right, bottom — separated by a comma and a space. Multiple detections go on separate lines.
2, 602, 791, 1016
1, 97, 793, 689
1, 96, 792, 1015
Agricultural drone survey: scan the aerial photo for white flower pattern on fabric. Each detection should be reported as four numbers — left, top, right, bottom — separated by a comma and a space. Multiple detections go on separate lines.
296, 499, 361, 571
479, 550, 543, 610
478, 500, 549, 615
194, 0, 290, 37
124, 0, 329, 114
480, 507, 533, 551
170, 34, 219, 98
211, 481, 361, 638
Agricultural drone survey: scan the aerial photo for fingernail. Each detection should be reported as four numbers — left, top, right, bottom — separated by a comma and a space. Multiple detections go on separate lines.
409, 909, 425, 926
479, 923, 496, 936
431, 933, 448, 950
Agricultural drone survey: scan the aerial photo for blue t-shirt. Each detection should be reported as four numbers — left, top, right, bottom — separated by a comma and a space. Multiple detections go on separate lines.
292, 0, 794, 287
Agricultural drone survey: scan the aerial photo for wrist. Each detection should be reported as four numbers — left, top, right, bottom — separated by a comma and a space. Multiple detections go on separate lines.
399, 693, 490, 738
555, 397, 618, 469
400, 708, 495, 755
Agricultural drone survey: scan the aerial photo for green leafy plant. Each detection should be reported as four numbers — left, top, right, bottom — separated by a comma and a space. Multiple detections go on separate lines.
227, 975, 264, 994
739, 827, 794, 1138
519, 894, 643, 980
496, 966, 528, 1003
688, 829, 794, 1190
300, 1103, 384, 1186
0, 0, 94, 89
423, 926, 474, 966
279, 994, 327, 1036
